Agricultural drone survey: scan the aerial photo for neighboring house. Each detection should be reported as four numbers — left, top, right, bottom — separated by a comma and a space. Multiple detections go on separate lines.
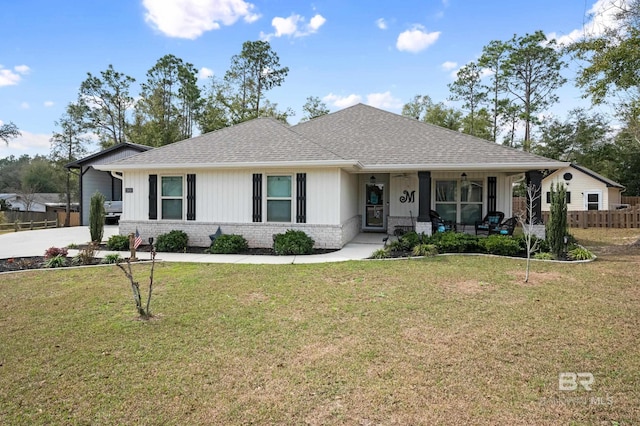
542, 163, 625, 211
66, 142, 152, 225
95, 104, 566, 248
0, 193, 77, 213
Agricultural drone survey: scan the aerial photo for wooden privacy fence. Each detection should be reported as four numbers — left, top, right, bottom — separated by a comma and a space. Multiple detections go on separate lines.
540, 206, 640, 228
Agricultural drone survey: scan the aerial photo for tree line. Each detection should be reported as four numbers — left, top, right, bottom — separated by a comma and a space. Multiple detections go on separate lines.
2, 3, 640, 201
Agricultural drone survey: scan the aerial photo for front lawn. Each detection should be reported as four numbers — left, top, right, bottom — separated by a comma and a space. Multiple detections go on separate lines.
1, 231, 639, 424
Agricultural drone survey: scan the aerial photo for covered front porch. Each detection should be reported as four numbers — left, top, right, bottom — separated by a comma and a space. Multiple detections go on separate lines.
356, 170, 544, 237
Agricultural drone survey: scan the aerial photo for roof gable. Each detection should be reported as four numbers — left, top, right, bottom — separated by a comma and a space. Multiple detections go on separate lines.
66, 142, 152, 168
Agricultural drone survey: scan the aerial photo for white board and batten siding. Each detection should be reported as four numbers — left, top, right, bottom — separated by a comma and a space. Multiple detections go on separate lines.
120, 168, 350, 245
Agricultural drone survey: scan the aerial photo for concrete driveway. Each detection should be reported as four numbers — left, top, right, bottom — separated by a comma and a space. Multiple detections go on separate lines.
0, 226, 119, 259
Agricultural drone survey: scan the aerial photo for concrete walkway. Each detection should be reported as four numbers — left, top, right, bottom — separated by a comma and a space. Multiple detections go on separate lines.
0, 226, 385, 264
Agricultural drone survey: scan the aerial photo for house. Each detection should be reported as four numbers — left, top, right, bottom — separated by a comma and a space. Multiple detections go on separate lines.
66, 142, 152, 225
542, 163, 625, 211
0, 193, 77, 213
95, 104, 567, 248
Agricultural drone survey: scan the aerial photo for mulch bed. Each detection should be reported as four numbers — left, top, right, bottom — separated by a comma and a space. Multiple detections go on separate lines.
0, 245, 339, 273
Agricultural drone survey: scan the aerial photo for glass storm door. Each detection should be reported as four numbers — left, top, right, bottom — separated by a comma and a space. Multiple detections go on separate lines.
365, 183, 385, 228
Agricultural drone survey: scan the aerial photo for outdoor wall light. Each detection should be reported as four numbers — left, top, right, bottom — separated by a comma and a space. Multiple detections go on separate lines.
461, 172, 467, 182
370, 175, 376, 184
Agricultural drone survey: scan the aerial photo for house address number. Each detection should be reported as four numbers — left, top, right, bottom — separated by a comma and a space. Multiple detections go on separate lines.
125, 188, 133, 193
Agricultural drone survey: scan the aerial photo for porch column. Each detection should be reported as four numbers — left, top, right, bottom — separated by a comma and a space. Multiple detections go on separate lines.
525, 170, 543, 224
416, 171, 432, 235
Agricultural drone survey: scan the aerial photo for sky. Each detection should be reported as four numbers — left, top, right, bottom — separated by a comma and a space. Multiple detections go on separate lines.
0, 0, 627, 159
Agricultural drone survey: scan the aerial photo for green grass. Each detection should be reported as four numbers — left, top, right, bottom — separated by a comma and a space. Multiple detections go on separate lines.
1, 232, 639, 424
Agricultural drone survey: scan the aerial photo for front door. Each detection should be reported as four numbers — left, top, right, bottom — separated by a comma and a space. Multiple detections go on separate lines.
365, 183, 385, 229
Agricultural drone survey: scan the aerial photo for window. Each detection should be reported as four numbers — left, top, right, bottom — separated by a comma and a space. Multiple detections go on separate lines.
435, 179, 483, 224
460, 180, 483, 224
267, 175, 292, 222
435, 180, 457, 223
161, 176, 183, 219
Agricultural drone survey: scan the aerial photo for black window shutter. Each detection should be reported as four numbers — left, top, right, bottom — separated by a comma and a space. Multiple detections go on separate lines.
546, 192, 551, 204
149, 174, 158, 220
566, 192, 571, 204
296, 173, 307, 223
487, 177, 497, 212
252, 173, 262, 222
187, 174, 196, 221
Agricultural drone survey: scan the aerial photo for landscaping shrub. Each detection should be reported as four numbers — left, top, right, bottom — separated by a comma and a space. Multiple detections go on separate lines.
44, 246, 68, 259
73, 244, 98, 265
45, 255, 67, 268
102, 253, 123, 264
569, 246, 594, 260
515, 234, 549, 254
209, 234, 249, 254
533, 252, 554, 260
107, 234, 129, 251
273, 230, 315, 255
480, 235, 521, 256
397, 231, 424, 251
412, 243, 438, 257
156, 230, 189, 252
371, 248, 390, 259
427, 232, 481, 253
546, 182, 568, 258
89, 191, 106, 243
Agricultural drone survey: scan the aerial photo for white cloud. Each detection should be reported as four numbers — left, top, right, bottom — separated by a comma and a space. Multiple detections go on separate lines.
549, 0, 628, 45
441, 61, 457, 71
261, 13, 326, 40
142, 0, 260, 39
198, 67, 214, 80
366, 91, 403, 110
376, 18, 387, 30
20, 102, 29, 109
44, 101, 55, 107
0, 64, 30, 87
0, 130, 51, 154
323, 93, 362, 109
396, 25, 441, 53
14, 65, 30, 74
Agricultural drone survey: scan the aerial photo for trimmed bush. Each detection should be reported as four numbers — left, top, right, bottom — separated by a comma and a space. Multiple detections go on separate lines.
273, 230, 315, 255
44, 246, 68, 259
156, 230, 189, 252
89, 191, 105, 243
107, 234, 130, 251
515, 234, 549, 254
480, 235, 521, 256
209, 234, 249, 254
427, 232, 481, 253
533, 252, 554, 260
397, 231, 424, 251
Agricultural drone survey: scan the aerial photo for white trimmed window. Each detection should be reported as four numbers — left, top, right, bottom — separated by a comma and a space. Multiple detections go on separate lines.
266, 175, 292, 222
435, 178, 483, 224
161, 176, 183, 220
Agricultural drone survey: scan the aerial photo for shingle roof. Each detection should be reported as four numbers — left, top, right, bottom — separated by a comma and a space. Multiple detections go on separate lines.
101, 104, 566, 171
291, 104, 564, 169
65, 142, 152, 168
110, 117, 348, 168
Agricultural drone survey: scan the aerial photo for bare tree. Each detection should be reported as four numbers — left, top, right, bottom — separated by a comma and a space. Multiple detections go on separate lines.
516, 183, 542, 283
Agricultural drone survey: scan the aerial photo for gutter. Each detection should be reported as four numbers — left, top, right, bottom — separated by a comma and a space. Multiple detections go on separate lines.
94, 160, 364, 172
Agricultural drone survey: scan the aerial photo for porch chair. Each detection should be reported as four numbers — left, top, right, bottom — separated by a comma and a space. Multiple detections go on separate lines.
489, 216, 517, 236
430, 210, 454, 233
475, 211, 505, 235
